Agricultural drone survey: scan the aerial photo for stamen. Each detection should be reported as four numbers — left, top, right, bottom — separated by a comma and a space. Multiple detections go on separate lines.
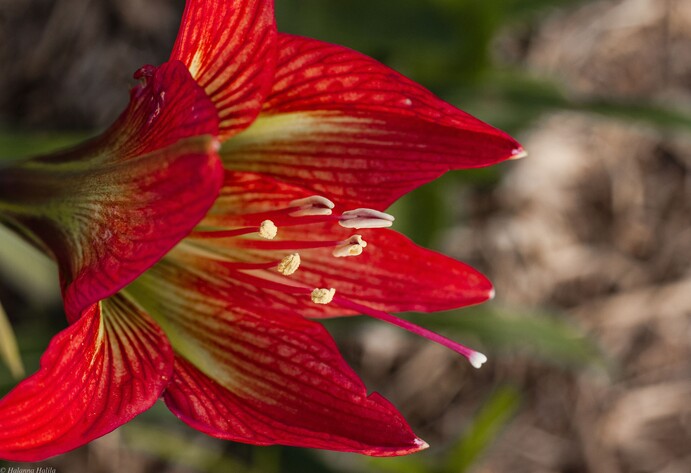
191, 227, 261, 239
277, 253, 301, 276
258, 220, 278, 240
334, 296, 488, 369
339, 208, 395, 229
332, 234, 368, 257
289, 196, 335, 217
311, 288, 336, 304
221, 265, 487, 369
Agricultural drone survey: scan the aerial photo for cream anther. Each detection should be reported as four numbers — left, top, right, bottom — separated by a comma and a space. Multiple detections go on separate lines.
468, 352, 488, 369
333, 244, 363, 257
311, 288, 336, 304
258, 220, 278, 239
332, 234, 368, 257
349, 235, 367, 247
289, 196, 335, 217
339, 208, 395, 229
277, 253, 301, 275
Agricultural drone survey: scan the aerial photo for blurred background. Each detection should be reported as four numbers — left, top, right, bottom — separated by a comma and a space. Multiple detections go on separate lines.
1, 0, 690, 472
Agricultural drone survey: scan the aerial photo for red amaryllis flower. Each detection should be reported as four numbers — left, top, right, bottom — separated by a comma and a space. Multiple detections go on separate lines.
0, 0, 524, 461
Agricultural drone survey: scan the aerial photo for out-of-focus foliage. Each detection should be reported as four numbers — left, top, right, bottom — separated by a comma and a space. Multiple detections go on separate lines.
413, 308, 605, 368
0, 300, 23, 379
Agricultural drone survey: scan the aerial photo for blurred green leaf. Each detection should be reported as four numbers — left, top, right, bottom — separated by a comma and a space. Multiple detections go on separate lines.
446, 386, 521, 472
456, 70, 691, 134
123, 424, 254, 473
389, 176, 452, 248
410, 306, 603, 368
364, 387, 521, 473
0, 300, 24, 379
0, 130, 86, 162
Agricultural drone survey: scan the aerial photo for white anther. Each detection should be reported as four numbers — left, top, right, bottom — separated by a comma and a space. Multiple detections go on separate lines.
311, 288, 336, 304
468, 352, 488, 369
289, 196, 335, 217
258, 220, 278, 239
277, 253, 301, 276
339, 208, 395, 229
332, 234, 368, 257
290, 196, 335, 209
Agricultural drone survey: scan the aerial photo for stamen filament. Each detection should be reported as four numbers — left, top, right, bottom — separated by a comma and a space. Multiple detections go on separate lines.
191, 220, 278, 240
224, 267, 313, 294
191, 227, 262, 239
234, 238, 354, 251
216, 260, 279, 270
333, 296, 487, 369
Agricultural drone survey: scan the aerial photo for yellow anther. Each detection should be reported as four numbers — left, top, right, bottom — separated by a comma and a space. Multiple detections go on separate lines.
258, 220, 278, 239
311, 288, 336, 305
277, 253, 301, 276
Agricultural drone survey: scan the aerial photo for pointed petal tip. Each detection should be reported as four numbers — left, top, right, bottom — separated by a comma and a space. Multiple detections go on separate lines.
414, 437, 430, 451
509, 146, 528, 160
488, 286, 496, 301
365, 435, 430, 457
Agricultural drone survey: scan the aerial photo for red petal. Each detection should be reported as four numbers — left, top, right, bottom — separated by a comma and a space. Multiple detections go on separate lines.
0, 61, 224, 320
200, 170, 312, 227
222, 34, 523, 210
129, 259, 425, 455
0, 296, 173, 461
171, 0, 277, 138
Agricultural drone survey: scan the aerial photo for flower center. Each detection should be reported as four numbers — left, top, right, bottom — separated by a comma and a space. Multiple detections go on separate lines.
180, 195, 487, 369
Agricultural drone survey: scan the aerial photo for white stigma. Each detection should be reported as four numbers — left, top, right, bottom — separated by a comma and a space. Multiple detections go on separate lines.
468, 352, 488, 369
258, 220, 278, 239
332, 234, 368, 257
277, 253, 301, 276
311, 288, 336, 304
339, 208, 395, 229
289, 196, 335, 217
